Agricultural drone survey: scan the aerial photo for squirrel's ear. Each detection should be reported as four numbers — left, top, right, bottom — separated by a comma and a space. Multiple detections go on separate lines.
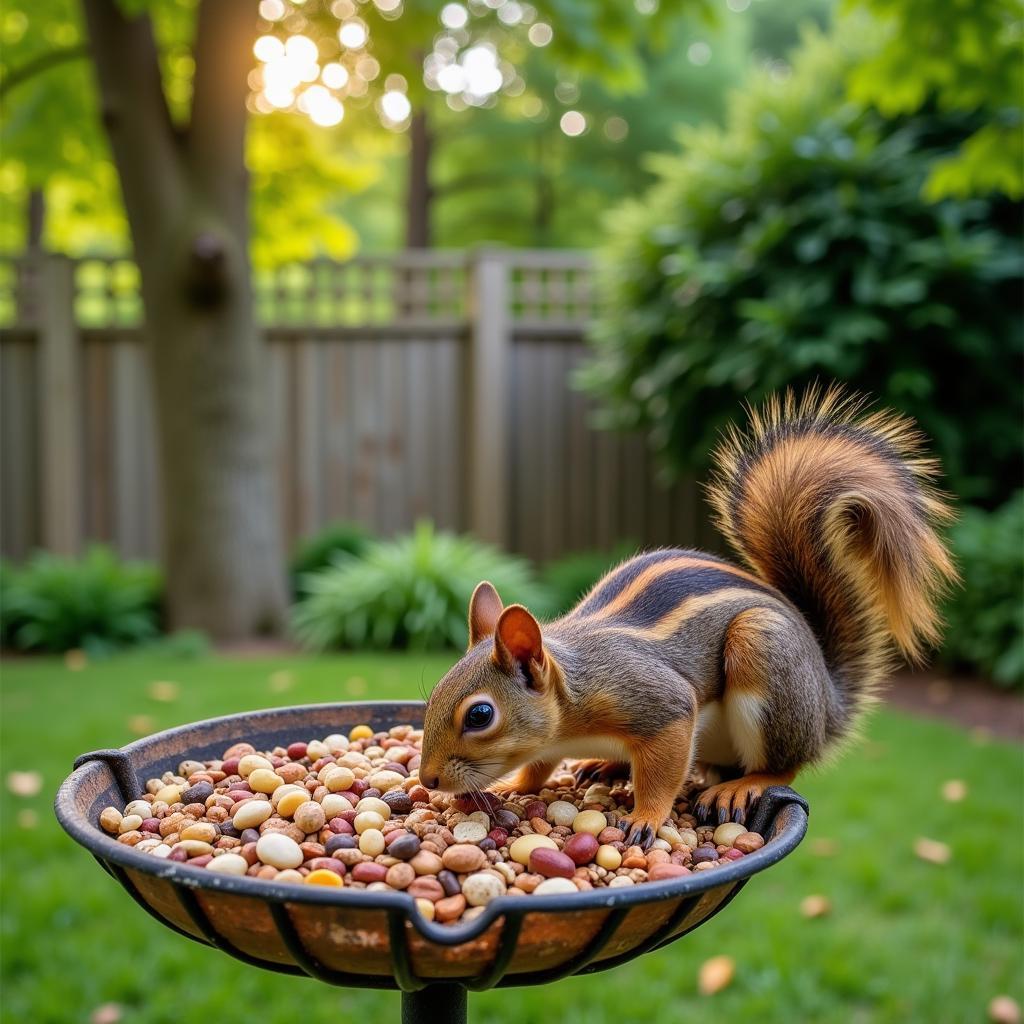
494, 605, 545, 683
468, 581, 503, 648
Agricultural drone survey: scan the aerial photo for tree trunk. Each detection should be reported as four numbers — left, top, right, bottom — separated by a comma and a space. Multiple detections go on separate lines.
81, 0, 287, 640
405, 107, 433, 248
144, 225, 285, 638
26, 189, 45, 251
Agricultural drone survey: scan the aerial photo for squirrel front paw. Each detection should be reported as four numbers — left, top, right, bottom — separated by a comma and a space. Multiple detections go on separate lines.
488, 761, 557, 798
488, 778, 523, 796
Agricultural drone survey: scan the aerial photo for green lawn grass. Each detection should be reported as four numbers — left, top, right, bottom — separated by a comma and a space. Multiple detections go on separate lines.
1, 652, 1021, 1023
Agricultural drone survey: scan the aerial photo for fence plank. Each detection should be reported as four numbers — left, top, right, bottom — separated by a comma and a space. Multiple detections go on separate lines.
82, 337, 113, 544
323, 340, 353, 529
0, 338, 39, 559
466, 250, 510, 547
37, 256, 82, 554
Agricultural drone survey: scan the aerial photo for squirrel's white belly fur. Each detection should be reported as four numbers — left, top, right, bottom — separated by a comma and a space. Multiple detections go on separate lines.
695, 701, 741, 765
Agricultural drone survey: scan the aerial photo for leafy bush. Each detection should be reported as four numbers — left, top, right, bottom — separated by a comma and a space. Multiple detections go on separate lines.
1, 546, 162, 656
292, 521, 550, 651
940, 495, 1024, 689
541, 543, 638, 617
582, 32, 1023, 508
291, 520, 374, 595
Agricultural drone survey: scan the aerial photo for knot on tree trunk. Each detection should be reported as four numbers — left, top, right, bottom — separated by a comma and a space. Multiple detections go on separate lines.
186, 231, 230, 308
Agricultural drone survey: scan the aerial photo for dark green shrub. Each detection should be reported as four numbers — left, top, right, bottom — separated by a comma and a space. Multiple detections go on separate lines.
291, 521, 374, 594
541, 543, 638, 617
940, 495, 1024, 689
292, 521, 549, 651
581, 32, 1023, 508
1, 546, 162, 656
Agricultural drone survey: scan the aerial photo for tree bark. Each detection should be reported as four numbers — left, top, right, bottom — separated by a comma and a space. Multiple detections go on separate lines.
81, 0, 287, 640
26, 189, 45, 251
405, 107, 433, 248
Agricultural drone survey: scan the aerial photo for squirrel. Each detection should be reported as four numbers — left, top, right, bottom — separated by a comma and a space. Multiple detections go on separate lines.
419, 386, 957, 848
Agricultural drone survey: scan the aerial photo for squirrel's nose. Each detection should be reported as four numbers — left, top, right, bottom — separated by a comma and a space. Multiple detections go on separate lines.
420, 770, 439, 790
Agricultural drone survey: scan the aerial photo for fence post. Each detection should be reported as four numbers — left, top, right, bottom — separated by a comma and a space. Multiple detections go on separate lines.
466, 248, 511, 548
37, 254, 82, 555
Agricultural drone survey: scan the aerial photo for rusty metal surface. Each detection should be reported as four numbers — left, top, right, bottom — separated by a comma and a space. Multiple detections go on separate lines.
54, 701, 809, 990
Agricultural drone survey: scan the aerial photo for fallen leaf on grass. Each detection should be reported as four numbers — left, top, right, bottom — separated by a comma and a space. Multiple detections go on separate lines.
810, 838, 838, 857
346, 676, 367, 696
128, 715, 156, 736
942, 779, 968, 803
269, 670, 294, 692
6, 770, 42, 797
17, 809, 38, 829
800, 894, 831, 918
914, 837, 952, 865
989, 995, 1022, 1024
90, 1004, 123, 1024
148, 680, 180, 702
698, 955, 735, 995
64, 649, 88, 671
970, 727, 993, 746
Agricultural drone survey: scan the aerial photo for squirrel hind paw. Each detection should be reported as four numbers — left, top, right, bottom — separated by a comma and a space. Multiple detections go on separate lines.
694, 772, 795, 825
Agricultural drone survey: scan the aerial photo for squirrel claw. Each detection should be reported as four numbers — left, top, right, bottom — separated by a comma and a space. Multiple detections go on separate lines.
696, 772, 795, 827
622, 821, 656, 850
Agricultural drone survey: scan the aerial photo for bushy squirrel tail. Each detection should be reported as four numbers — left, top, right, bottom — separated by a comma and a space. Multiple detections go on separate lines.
707, 385, 958, 713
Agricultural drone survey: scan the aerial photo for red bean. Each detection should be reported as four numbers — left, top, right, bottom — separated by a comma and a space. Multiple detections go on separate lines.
648, 863, 691, 880
351, 862, 388, 883
563, 832, 599, 866
529, 848, 576, 879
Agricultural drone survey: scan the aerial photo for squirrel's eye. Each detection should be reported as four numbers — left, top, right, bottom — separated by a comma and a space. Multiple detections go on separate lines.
464, 702, 494, 731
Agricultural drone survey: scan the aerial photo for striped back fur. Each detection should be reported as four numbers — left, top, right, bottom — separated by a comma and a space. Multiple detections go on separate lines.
706, 386, 958, 707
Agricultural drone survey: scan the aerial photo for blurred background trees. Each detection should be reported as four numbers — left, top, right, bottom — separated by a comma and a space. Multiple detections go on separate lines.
0, 0, 1019, 681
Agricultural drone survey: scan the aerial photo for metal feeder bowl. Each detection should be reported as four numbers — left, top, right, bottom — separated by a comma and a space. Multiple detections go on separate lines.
55, 701, 809, 1023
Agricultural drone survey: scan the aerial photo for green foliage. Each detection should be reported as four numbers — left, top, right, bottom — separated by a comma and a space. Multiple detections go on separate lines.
290, 519, 374, 595
845, 0, 1023, 199
583, 32, 1023, 507
940, 495, 1024, 689
540, 543, 638, 616
291, 521, 548, 651
0, 546, 162, 655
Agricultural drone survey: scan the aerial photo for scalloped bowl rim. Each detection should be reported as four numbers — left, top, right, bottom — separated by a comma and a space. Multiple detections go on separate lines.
55, 700, 808, 947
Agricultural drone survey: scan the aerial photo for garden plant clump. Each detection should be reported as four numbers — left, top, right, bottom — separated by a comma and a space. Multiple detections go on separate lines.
98, 724, 765, 923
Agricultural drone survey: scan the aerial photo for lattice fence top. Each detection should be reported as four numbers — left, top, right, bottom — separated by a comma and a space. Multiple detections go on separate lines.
0, 250, 597, 330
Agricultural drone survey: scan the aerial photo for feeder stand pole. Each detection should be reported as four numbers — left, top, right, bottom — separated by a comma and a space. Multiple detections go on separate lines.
401, 984, 468, 1024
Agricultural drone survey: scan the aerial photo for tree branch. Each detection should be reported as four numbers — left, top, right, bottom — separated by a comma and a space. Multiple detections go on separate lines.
0, 44, 88, 100
188, 0, 259, 224
80, 0, 184, 264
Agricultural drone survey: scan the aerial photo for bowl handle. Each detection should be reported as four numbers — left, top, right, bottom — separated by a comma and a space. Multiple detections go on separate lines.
747, 785, 810, 837
74, 748, 139, 805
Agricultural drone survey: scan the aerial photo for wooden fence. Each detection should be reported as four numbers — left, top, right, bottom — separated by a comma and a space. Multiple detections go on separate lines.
0, 250, 717, 565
